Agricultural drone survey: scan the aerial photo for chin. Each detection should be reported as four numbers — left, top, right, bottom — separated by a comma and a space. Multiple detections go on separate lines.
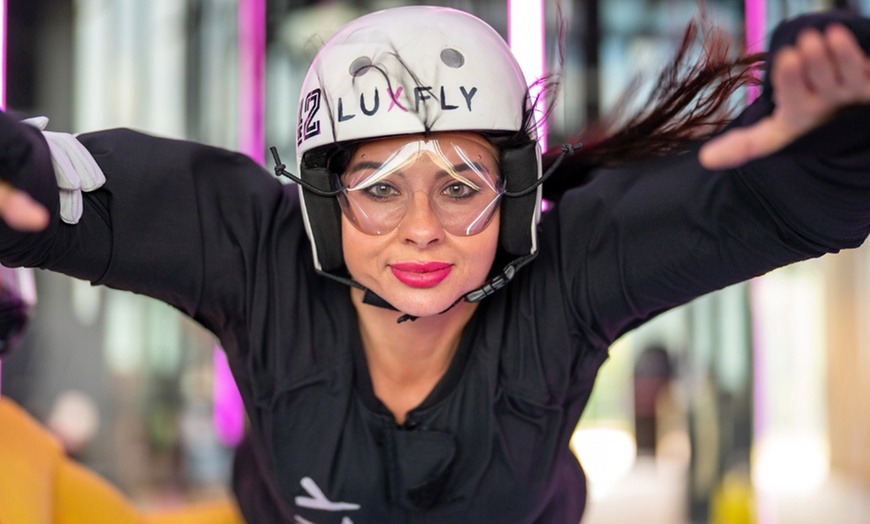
377, 286, 470, 319
389, 297, 457, 319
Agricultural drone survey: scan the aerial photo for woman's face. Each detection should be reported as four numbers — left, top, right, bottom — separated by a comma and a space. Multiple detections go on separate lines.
341, 132, 501, 318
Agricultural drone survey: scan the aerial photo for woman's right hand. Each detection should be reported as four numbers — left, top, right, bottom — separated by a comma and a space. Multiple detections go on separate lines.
0, 180, 49, 231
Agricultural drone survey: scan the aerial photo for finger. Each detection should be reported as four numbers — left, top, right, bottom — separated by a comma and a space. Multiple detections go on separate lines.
0, 183, 50, 231
699, 118, 792, 170
797, 28, 843, 101
825, 23, 870, 101
771, 47, 823, 129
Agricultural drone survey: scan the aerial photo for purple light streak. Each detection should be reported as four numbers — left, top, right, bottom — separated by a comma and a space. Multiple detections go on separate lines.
213, 0, 266, 446
745, 0, 766, 103
0, 0, 7, 395
213, 346, 245, 447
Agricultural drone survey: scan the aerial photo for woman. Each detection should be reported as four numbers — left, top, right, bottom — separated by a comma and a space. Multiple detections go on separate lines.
1, 5, 869, 523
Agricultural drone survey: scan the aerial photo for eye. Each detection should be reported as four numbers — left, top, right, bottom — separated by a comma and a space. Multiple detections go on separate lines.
442, 182, 476, 199
364, 183, 400, 200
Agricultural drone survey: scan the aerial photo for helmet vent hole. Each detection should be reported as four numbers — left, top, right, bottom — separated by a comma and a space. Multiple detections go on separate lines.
440, 48, 464, 68
349, 56, 373, 77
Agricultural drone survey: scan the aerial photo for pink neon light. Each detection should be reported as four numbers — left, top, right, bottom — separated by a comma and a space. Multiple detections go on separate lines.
745, 0, 766, 103
213, 347, 245, 446
212, 0, 265, 445
0, 0, 7, 395
746, 0, 767, 447
238, 0, 266, 163
1, 0, 6, 109
746, 5, 770, 518
508, 0, 548, 151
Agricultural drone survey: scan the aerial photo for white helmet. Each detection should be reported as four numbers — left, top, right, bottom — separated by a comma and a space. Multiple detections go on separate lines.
289, 6, 543, 304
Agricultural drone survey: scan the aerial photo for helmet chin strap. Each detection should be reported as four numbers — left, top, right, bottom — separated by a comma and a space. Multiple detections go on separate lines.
336, 252, 539, 324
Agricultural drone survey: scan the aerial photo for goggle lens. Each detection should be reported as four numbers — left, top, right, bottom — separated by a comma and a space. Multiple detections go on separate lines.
337, 137, 504, 236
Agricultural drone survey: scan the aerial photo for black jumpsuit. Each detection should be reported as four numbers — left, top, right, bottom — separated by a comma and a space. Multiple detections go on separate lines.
1, 10, 869, 524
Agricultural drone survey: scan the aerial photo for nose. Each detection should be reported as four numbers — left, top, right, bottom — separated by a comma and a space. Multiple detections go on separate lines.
397, 192, 444, 247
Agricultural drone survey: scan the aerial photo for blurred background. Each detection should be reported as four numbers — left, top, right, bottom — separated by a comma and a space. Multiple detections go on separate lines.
0, 0, 868, 522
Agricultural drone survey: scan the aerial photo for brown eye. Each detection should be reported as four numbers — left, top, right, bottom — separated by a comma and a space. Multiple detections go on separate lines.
365, 183, 400, 200
443, 182, 475, 199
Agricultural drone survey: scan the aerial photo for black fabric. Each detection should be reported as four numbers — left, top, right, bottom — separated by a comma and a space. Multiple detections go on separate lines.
498, 139, 540, 255
1, 10, 870, 524
0, 114, 62, 266
232, 433, 297, 523
298, 164, 344, 272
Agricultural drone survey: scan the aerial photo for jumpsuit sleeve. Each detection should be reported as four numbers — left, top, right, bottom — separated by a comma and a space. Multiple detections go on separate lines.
0, 111, 291, 333
550, 10, 870, 346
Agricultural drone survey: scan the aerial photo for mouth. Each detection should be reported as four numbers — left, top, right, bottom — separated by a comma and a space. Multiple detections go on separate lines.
390, 261, 453, 288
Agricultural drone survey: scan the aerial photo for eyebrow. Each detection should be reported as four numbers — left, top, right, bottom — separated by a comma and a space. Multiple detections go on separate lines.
347, 161, 384, 173
346, 161, 493, 174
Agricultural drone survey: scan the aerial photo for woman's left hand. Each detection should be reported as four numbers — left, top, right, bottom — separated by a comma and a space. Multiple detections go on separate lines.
699, 23, 870, 170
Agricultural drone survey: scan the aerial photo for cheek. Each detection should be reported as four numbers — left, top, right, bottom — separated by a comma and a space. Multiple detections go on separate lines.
464, 214, 500, 281
341, 220, 364, 275
341, 216, 384, 281
480, 236, 499, 276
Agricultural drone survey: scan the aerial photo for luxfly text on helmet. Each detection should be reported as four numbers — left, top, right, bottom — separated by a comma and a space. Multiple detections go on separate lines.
298, 82, 482, 147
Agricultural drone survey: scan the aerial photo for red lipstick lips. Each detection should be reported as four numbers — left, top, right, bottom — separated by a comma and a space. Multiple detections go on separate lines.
390, 261, 452, 288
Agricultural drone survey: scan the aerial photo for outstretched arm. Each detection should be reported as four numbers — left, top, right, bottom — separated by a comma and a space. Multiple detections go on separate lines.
0, 112, 292, 327
553, 11, 870, 346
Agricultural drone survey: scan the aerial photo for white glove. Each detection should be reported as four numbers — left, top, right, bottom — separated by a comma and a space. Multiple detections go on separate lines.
22, 116, 106, 224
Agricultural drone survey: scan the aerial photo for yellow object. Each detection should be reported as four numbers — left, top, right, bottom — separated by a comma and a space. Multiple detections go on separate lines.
709, 470, 757, 524
0, 396, 244, 524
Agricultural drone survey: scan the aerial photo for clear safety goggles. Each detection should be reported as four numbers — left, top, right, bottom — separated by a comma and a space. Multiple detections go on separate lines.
337, 136, 504, 236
